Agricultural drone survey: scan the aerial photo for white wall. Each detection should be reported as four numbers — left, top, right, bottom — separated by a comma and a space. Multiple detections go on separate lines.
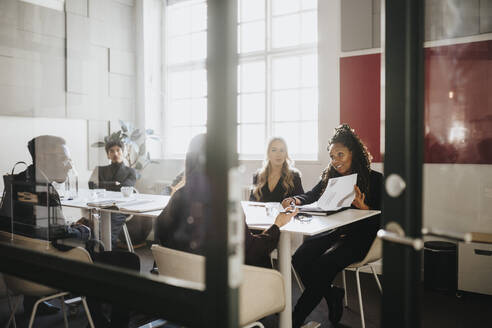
0, 116, 92, 190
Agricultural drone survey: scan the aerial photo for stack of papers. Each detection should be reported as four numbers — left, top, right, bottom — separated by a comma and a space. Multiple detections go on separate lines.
298, 173, 357, 215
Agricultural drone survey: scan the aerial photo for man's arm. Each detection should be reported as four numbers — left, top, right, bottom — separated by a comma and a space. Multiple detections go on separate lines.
120, 167, 137, 187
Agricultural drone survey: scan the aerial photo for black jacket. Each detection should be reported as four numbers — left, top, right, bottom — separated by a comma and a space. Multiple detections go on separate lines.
89, 162, 136, 191
249, 171, 304, 202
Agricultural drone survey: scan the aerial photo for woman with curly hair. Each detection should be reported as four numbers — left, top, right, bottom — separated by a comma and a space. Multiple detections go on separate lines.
282, 124, 383, 327
250, 137, 304, 202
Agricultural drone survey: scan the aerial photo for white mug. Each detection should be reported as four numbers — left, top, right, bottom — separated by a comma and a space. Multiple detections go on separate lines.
121, 186, 138, 197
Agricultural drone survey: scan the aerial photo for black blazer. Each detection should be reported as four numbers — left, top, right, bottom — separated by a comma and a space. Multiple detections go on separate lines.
249, 171, 304, 202
89, 162, 136, 192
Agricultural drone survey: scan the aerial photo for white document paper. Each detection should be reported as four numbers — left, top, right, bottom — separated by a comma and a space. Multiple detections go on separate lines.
300, 173, 358, 212
241, 201, 280, 225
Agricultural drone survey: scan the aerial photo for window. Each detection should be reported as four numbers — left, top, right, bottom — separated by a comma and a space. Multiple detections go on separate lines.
165, 0, 318, 159
165, 0, 208, 157
238, 0, 318, 160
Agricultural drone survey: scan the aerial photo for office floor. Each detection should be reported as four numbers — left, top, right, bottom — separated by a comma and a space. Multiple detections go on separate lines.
1, 245, 491, 328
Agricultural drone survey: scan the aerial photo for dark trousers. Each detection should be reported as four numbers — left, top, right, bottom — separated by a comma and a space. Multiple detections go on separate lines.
292, 229, 368, 326
111, 213, 128, 248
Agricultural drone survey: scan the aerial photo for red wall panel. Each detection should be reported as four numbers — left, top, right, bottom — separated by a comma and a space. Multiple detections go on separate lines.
340, 53, 381, 162
424, 40, 492, 164
339, 40, 492, 164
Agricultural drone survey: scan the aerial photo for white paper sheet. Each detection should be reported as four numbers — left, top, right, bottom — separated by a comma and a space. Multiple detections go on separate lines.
299, 173, 358, 212
241, 201, 280, 225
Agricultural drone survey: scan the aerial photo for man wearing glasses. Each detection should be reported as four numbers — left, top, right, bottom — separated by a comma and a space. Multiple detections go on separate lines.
0, 135, 91, 315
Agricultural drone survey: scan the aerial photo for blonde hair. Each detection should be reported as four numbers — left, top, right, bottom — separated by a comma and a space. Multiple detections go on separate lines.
252, 137, 299, 201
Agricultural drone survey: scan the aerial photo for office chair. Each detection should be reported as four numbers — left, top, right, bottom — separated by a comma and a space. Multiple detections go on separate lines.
151, 245, 285, 328
341, 236, 383, 328
0, 231, 95, 328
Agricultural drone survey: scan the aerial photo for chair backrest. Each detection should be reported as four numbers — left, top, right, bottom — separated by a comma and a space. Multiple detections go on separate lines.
350, 236, 382, 268
0, 231, 92, 296
151, 244, 285, 326
151, 244, 204, 286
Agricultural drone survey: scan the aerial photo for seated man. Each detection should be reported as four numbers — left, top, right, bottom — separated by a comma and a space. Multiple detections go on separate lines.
0, 135, 139, 326
0, 135, 91, 315
89, 139, 136, 248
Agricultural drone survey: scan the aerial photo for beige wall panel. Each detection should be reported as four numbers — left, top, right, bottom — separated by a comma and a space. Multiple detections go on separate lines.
109, 48, 135, 76
0, 85, 36, 116
18, 1, 65, 39
67, 13, 90, 58
443, 0, 480, 38
0, 56, 41, 89
109, 73, 135, 99
67, 92, 98, 119
480, 0, 492, 33
88, 0, 110, 20
0, 27, 65, 62
341, 0, 372, 51
114, 0, 135, 7
105, 97, 134, 122
425, 0, 444, 41
67, 58, 91, 95
66, 0, 88, 17
0, 0, 19, 27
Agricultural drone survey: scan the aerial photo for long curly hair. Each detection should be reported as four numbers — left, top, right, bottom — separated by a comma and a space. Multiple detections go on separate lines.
252, 137, 300, 201
321, 124, 373, 195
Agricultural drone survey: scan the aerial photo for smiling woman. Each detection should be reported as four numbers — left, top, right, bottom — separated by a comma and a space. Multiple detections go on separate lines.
281, 124, 384, 328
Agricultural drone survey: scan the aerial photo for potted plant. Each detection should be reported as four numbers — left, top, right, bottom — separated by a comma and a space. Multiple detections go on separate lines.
92, 120, 161, 247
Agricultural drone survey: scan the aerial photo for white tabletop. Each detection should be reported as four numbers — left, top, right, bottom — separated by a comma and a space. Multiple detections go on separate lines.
243, 201, 381, 236
61, 189, 170, 217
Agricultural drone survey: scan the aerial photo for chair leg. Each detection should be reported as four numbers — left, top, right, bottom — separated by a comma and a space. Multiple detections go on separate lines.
369, 264, 383, 294
355, 268, 366, 328
28, 299, 41, 328
6, 294, 19, 328
122, 223, 135, 253
28, 292, 69, 328
61, 295, 69, 328
292, 265, 304, 292
242, 322, 265, 328
81, 296, 95, 328
342, 269, 348, 307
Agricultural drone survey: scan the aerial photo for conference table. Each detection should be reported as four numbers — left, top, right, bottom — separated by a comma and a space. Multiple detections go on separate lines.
61, 189, 170, 251
62, 191, 380, 328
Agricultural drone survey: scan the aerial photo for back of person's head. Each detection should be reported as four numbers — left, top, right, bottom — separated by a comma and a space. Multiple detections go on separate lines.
105, 139, 125, 154
185, 134, 206, 181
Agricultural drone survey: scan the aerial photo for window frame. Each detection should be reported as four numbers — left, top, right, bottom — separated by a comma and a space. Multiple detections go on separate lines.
237, 0, 319, 161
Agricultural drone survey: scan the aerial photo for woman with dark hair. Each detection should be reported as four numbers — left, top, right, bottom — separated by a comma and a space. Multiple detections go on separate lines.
156, 134, 298, 268
250, 137, 304, 202
282, 124, 383, 327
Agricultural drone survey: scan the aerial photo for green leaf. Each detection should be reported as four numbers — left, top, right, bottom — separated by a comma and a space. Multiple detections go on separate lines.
135, 162, 143, 170
119, 120, 129, 132
130, 130, 142, 141
145, 129, 154, 135
91, 141, 106, 148
150, 160, 160, 164
104, 136, 109, 143
148, 135, 161, 141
